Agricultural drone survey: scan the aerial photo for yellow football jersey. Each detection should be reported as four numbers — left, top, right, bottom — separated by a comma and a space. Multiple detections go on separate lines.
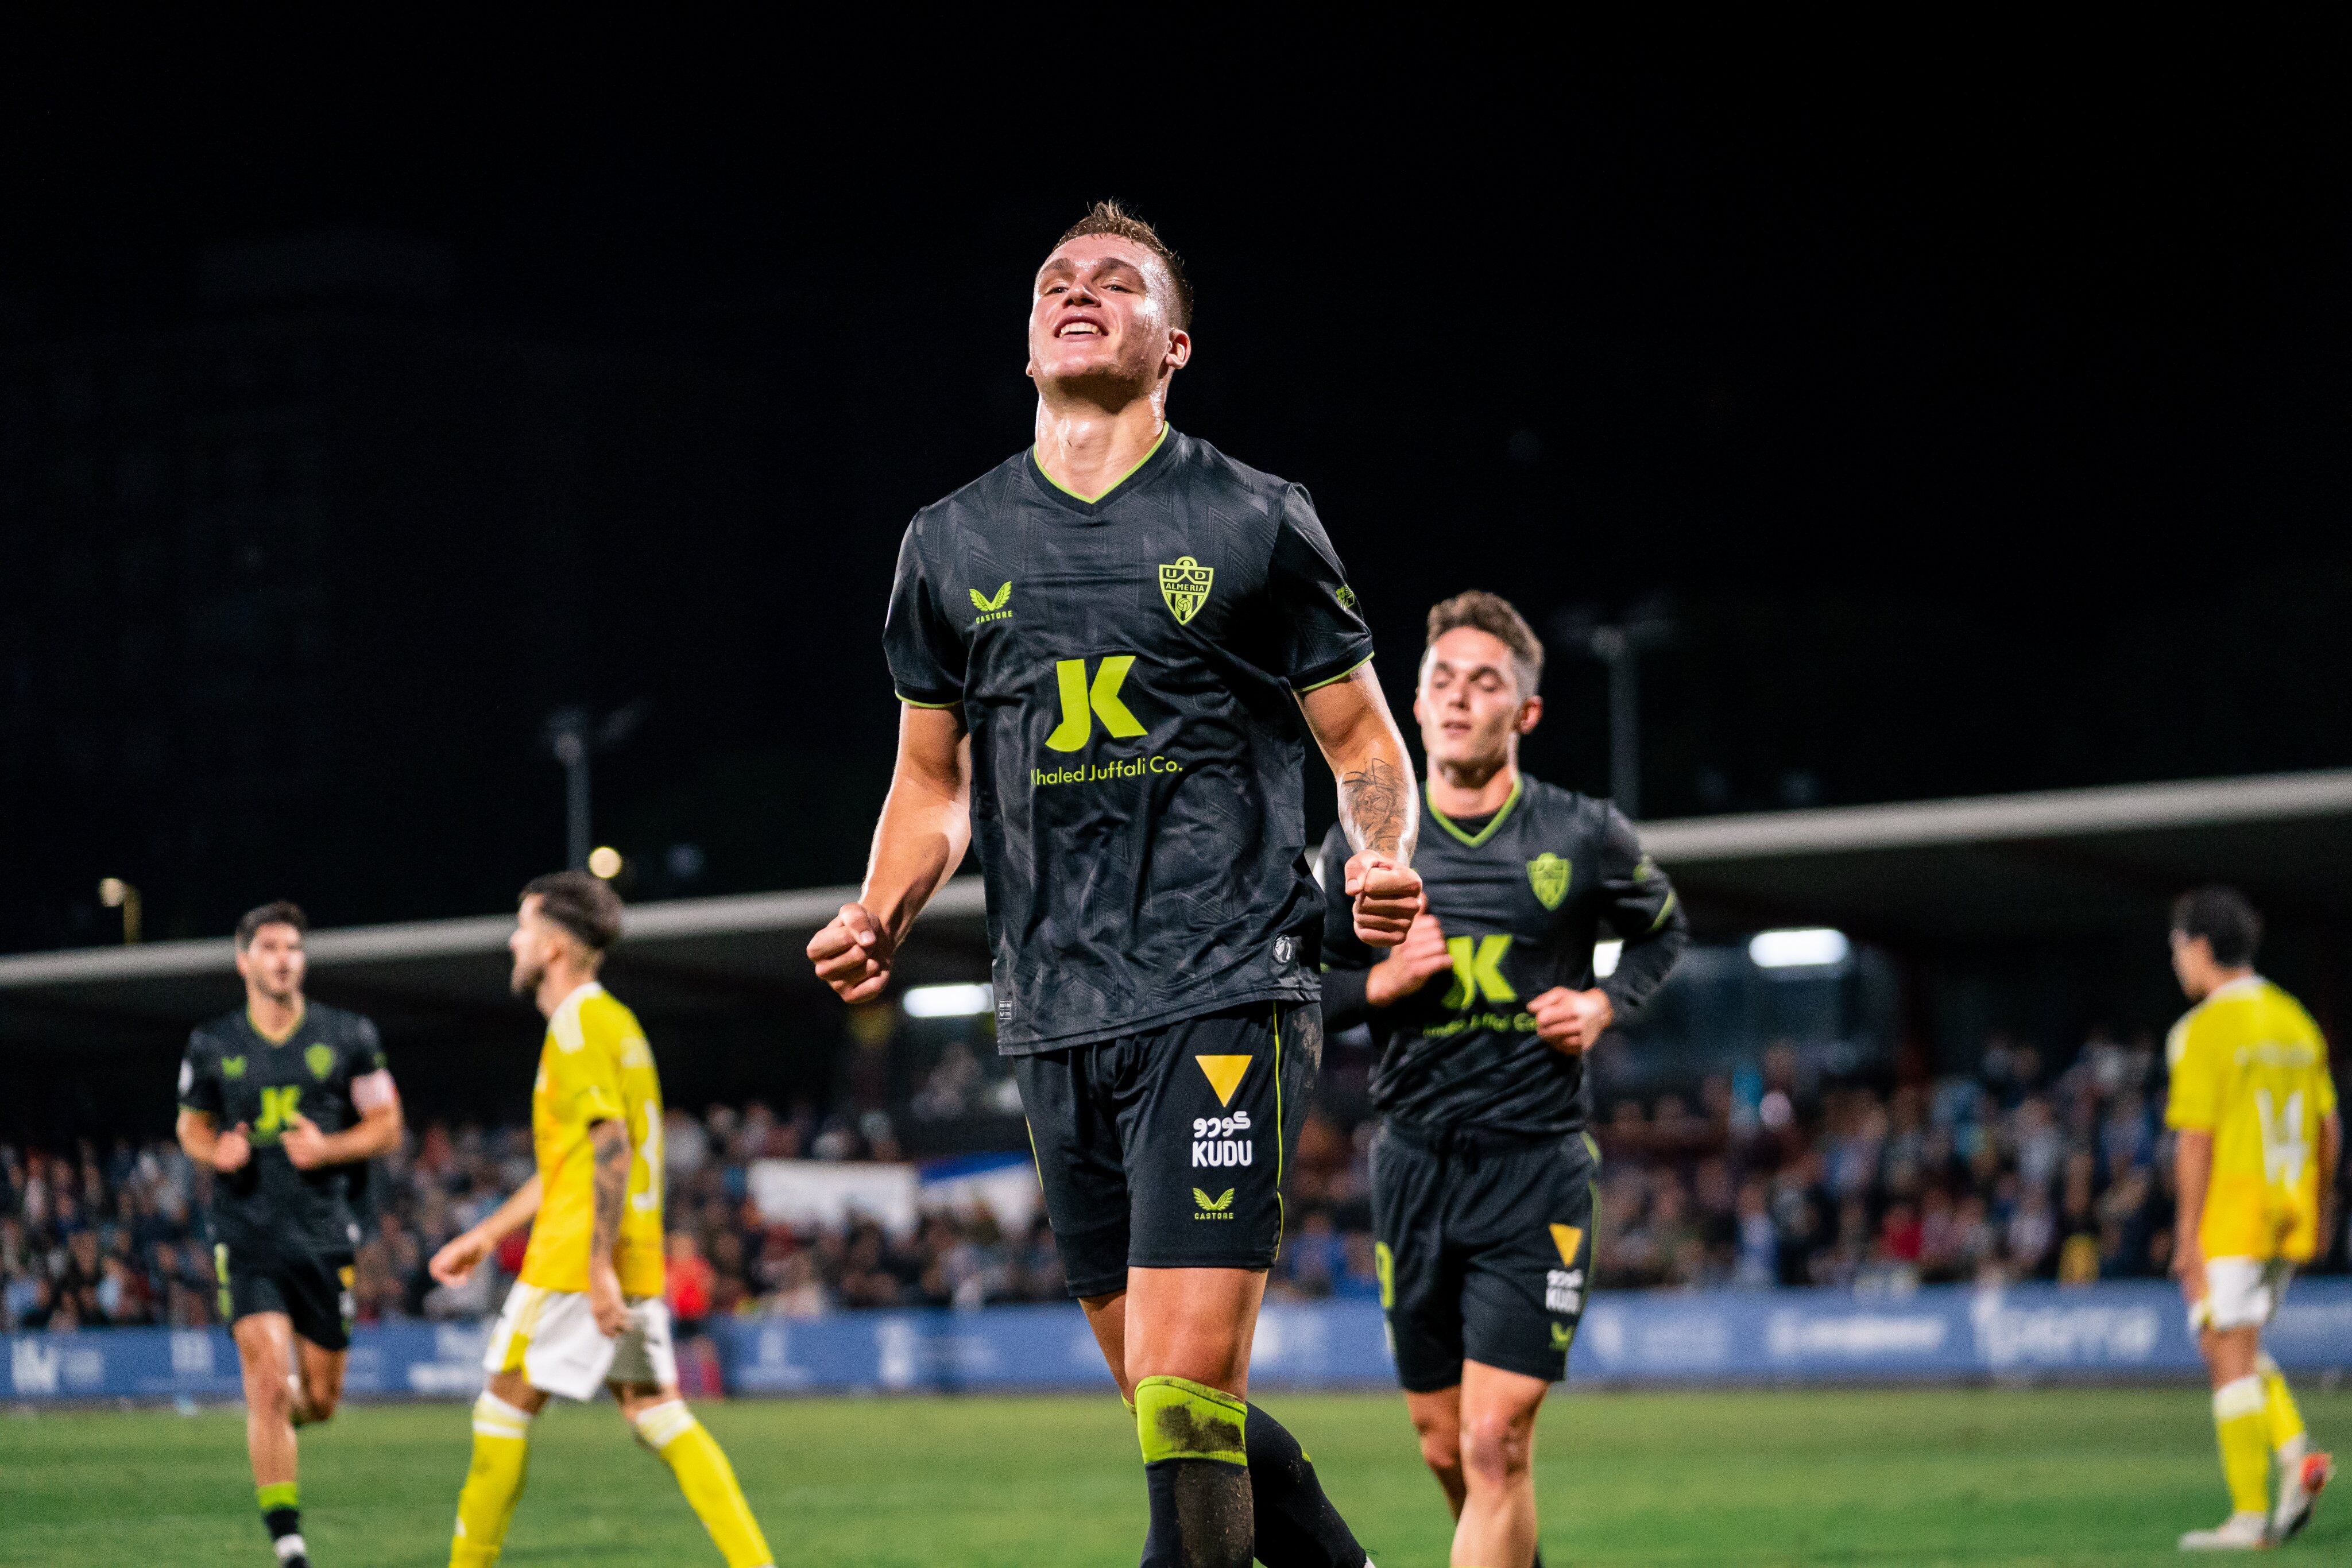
2165, 975, 2338, 1262
519, 983, 667, 1297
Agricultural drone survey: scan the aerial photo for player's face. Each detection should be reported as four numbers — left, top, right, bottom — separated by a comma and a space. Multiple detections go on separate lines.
234, 923, 306, 1002
1415, 626, 1541, 772
1027, 235, 1190, 397
2170, 929, 2213, 999
509, 896, 560, 997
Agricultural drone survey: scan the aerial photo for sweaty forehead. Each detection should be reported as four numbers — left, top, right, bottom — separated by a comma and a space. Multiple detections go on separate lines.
1038, 234, 1165, 286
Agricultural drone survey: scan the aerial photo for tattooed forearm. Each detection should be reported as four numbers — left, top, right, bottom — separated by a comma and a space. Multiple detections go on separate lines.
589, 1118, 629, 1263
1340, 754, 1409, 860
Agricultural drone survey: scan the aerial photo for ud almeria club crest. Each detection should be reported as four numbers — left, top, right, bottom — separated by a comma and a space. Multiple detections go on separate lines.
1158, 556, 1214, 624
1527, 851, 1570, 910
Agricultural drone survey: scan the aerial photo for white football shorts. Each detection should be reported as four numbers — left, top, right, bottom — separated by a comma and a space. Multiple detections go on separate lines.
483, 1281, 677, 1401
2190, 1256, 2293, 1333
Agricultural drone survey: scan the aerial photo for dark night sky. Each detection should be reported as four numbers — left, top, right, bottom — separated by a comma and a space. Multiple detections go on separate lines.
5, 29, 2350, 947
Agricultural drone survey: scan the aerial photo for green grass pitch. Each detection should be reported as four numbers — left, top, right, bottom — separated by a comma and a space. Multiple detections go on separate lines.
3, 1385, 2346, 1565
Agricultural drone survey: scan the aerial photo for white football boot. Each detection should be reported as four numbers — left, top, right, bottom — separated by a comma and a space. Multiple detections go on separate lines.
2272, 1447, 2334, 1544
2177, 1511, 2269, 1550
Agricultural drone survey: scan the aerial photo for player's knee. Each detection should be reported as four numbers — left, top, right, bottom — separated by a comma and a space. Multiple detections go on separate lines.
247, 1373, 292, 1422
1410, 1410, 1462, 1473
304, 1388, 339, 1424
1459, 1410, 1533, 1488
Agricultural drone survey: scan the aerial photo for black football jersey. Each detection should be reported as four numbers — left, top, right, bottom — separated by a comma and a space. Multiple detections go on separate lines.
1320, 774, 1688, 1138
178, 1002, 387, 1258
883, 428, 1374, 1052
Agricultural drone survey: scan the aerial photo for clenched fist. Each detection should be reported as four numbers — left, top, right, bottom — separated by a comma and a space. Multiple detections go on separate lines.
1367, 912, 1452, 1006
1343, 853, 1423, 947
1530, 986, 1614, 1054
807, 902, 896, 1002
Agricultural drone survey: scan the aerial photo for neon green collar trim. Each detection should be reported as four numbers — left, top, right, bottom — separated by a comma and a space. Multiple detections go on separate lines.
1426, 773, 1522, 849
1032, 424, 1169, 504
247, 1001, 306, 1045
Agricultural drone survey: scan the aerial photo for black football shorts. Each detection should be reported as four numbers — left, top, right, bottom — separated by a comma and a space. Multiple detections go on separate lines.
216, 1240, 356, 1352
1370, 1121, 1597, 1392
1015, 1000, 1321, 1298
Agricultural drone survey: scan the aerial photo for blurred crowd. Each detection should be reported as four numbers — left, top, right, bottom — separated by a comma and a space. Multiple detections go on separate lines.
5, 1031, 2346, 1334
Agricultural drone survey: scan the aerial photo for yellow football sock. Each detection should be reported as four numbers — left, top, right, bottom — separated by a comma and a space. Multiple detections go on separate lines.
635, 1401, 774, 1568
2213, 1375, 2271, 1517
450, 1392, 534, 1567
2258, 1353, 2308, 1456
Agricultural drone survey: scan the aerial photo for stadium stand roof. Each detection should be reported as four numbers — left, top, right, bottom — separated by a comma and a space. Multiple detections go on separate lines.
5, 768, 2351, 1050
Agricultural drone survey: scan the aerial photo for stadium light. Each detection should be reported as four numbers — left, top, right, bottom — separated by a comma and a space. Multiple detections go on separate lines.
1748, 927, 1850, 969
903, 982, 993, 1019
587, 846, 624, 880
97, 877, 142, 944
1593, 939, 1622, 978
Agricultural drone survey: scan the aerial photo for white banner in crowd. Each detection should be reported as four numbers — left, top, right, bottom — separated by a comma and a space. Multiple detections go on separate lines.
745, 1153, 1039, 1239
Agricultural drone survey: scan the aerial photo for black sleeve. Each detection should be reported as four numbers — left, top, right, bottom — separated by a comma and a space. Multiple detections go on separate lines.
1318, 965, 1372, 1035
1268, 486, 1376, 691
880, 514, 966, 707
1594, 806, 1689, 1014
1315, 823, 1379, 1032
349, 1014, 390, 1076
177, 1031, 222, 1119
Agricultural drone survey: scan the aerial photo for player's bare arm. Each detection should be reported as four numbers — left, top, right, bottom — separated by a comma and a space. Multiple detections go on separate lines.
1299, 664, 1423, 946
2319, 1109, 2343, 1251
281, 1077, 404, 1171
175, 1107, 252, 1174
428, 1172, 543, 1286
586, 1116, 631, 1335
808, 704, 973, 1001
2172, 1126, 2213, 1295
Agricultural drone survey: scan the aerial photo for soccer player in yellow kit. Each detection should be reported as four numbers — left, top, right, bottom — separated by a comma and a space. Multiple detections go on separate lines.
2165, 887, 2339, 1550
428, 873, 773, 1568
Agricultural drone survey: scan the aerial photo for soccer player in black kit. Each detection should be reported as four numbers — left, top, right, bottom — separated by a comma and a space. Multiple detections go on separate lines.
176, 902, 404, 1568
808, 202, 1423, 1568
1320, 593, 1688, 1568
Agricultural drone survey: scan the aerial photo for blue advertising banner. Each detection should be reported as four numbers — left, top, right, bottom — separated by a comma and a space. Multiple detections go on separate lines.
10, 1281, 2352, 1403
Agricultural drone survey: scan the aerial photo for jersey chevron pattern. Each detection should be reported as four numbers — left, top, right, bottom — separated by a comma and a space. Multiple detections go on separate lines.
177, 1003, 386, 1260
2164, 975, 2338, 1262
883, 428, 1374, 1051
1321, 775, 1688, 1139
518, 983, 667, 1297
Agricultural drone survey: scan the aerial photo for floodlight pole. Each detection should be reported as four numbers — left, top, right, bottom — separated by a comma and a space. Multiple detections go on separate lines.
547, 707, 593, 872
1592, 627, 1642, 818
1553, 609, 1673, 822
544, 700, 648, 872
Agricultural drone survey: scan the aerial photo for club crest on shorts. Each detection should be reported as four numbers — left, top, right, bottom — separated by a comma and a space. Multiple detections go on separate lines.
1159, 556, 1214, 625
1527, 851, 1571, 910
306, 1043, 336, 1080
